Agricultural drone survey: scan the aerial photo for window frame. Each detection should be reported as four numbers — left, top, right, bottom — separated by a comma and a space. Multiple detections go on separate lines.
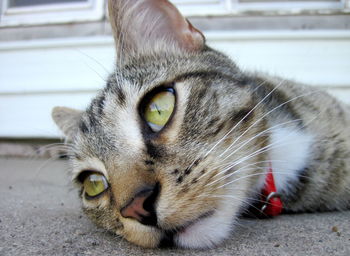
175, 0, 350, 16
0, 0, 349, 27
173, 0, 230, 16
0, 0, 105, 27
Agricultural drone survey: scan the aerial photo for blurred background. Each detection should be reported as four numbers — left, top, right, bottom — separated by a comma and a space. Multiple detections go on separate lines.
0, 0, 349, 156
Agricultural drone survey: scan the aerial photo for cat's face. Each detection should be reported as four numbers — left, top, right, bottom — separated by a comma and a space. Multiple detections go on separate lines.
52, 0, 267, 248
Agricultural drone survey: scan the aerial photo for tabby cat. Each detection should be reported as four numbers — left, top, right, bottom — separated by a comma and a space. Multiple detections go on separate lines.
51, 0, 350, 249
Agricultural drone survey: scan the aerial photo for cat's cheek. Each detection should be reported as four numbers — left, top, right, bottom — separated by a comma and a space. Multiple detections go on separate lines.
121, 219, 162, 248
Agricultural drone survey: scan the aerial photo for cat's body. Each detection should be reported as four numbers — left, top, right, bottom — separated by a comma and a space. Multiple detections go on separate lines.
52, 0, 350, 249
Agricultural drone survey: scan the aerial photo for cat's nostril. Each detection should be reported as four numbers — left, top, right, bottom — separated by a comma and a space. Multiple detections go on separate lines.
143, 182, 160, 214
120, 183, 160, 226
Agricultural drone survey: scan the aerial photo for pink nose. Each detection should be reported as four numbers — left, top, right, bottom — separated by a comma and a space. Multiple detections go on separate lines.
120, 184, 159, 226
121, 190, 152, 220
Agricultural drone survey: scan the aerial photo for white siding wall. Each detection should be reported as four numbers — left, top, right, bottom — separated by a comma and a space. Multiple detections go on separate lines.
0, 31, 350, 138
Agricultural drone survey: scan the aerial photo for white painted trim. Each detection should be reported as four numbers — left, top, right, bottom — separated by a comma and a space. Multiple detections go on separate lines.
0, 92, 97, 138
174, 0, 222, 5
0, 37, 114, 51
175, 0, 230, 16
235, 0, 345, 12
205, 30, 350, 41
1, 30, 350, 51
4, 1, 94, 14
0, 0, 105, 27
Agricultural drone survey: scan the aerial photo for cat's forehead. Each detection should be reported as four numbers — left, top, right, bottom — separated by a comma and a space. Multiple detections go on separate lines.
114, 50, 238, 88
115, 53, 196, 87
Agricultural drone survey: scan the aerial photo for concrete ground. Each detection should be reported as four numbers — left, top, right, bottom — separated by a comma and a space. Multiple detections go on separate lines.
1, 157, 349, 256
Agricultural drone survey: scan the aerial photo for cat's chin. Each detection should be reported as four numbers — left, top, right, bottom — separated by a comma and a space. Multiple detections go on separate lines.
166, 196, 238, 249
173, 209, 235, 248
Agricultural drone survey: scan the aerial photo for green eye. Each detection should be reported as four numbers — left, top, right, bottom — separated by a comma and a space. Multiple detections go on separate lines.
144, 89, 175, 132
83, 173, 109, 198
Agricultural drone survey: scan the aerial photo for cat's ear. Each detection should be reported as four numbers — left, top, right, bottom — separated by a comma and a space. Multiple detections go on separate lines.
52, 106, 82, 139
108, 0, 205, 62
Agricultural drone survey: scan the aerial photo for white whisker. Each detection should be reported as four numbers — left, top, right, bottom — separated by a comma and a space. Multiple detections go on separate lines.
220, 89, 321, 159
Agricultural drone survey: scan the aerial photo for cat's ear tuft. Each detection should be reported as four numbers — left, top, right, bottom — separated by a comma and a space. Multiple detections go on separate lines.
52, 106, 83, 139
108, 0, 205, 63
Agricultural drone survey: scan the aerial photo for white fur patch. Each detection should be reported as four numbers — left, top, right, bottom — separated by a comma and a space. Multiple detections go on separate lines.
174, 196, 236, 248
119, 105, 144, 151
269, 126, 313, 195
103, 79, 145, 158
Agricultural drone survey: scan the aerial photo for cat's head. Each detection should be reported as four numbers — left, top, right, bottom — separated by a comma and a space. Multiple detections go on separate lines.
52, 0, 267, 248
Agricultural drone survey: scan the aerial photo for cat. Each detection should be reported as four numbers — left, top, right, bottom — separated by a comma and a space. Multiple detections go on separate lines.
51, 0, 350, 249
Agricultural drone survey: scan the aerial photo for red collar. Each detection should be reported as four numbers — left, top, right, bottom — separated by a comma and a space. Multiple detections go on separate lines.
260, 164, 283, 217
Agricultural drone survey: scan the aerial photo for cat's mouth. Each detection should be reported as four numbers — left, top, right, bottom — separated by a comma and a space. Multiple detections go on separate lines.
158, 210, 215, 247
